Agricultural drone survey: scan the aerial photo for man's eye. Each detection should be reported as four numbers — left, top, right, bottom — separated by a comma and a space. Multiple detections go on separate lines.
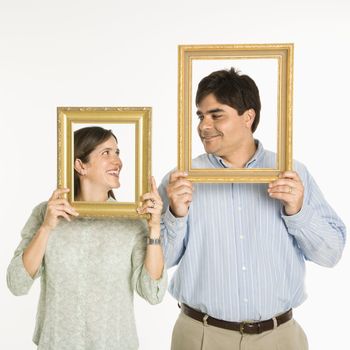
102, 150, 109, 155
116, 150, 120, 156
212, 114, 222, 119
198, 115, 204, 121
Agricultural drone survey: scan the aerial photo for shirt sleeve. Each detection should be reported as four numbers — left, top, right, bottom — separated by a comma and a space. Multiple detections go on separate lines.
131, 221, 167, 305
282, 162, 346, 267
6, 202, 47, 296
158, 171, 189, 268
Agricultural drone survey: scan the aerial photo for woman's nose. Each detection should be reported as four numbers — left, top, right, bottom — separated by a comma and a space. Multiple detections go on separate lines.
111, 155, 122, 166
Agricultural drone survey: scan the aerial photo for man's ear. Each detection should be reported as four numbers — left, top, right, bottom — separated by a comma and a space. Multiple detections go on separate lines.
244, 109, 256, 130
74, 159, 87, 176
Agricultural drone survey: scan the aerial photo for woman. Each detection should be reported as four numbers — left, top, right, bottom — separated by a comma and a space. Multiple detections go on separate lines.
7, 126, 166, 350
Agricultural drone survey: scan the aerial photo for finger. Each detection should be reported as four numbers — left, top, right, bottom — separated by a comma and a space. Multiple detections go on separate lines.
56, 210, 71, 222
138, 199, 162, 212
49, 200, 79, 216
169, 179, 193, 190
170, 185, 193, 196
141, 193, 158, 202
268, 185, 296, 195
62, 204, 79, 216
50, 188, 70, 200
269, 179, 298, 189
150, 176, 160, 195
140, 207, 162, 215
136, 206, 161, 215
173, 193, 192, 204
169, 171, 189, 183
146, 199, 156, 209
269, 192, 295, 205
279, 171, 301, 182
50, 198, 72, 206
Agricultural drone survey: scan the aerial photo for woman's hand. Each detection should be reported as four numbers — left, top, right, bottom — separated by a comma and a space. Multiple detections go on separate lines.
137, 177, 163, 232
41, 188, 79, 231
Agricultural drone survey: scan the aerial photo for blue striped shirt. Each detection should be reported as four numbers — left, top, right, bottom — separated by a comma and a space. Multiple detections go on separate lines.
159, 141, 346, 322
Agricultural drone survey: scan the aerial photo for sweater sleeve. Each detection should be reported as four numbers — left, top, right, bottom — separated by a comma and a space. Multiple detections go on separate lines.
131, 221, 167, 305
6, 202, 47, 296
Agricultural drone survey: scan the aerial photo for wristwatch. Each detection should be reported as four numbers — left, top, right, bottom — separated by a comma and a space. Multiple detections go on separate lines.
146, 237, 161, 245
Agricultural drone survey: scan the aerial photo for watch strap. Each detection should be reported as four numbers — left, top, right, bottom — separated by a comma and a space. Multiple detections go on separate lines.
147, 237, 161, 245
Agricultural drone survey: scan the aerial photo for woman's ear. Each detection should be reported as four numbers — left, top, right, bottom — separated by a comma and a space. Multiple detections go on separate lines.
74, 159, 86, 176
244, 109, 256, 131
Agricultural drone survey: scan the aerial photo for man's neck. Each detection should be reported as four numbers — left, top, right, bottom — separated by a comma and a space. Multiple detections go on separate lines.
220, 139, 257, 168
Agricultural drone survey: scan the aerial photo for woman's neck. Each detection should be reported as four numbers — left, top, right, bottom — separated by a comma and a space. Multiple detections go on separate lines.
76, 183, 109, 202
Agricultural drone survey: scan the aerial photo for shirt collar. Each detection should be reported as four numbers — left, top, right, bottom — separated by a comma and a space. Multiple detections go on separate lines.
207, 139, 265, 169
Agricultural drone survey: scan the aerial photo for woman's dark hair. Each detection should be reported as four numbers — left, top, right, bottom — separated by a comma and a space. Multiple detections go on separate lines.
74, 126, 117, 199
195, 67, 261, 133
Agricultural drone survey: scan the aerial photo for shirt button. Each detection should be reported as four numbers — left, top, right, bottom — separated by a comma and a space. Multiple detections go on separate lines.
242, 266, 247, 271
240, 235, 244, 240
238, 206, 242, 211
244, 298, 248, 303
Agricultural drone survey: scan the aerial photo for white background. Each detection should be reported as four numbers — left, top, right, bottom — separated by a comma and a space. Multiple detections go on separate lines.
0, 1, 349, 349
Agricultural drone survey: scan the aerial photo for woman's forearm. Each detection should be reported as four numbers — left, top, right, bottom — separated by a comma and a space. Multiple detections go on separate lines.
144, 225, 164, 280
22, 226, 51, 277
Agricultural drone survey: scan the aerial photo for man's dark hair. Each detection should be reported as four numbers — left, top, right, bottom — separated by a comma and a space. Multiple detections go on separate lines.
195, 67, 261, 133
74, 126, 117, 199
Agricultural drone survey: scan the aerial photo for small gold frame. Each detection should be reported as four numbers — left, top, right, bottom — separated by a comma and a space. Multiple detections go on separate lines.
57, 107, 151, 217
178, 43, 294, 183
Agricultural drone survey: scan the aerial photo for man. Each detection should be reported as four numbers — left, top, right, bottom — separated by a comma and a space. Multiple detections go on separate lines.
158, 68, 346, 350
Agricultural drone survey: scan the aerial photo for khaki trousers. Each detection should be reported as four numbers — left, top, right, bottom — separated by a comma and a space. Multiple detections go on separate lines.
171, 311, 308, 350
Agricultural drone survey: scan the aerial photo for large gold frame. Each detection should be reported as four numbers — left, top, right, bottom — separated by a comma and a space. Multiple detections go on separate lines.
178, 43, 294, 183
57, 107, 151, 217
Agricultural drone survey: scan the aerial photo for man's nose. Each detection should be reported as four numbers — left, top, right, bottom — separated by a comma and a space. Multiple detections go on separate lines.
199, 116, 213, 130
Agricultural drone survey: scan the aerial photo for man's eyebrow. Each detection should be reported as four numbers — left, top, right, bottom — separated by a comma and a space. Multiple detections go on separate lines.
196, 108, 225, 116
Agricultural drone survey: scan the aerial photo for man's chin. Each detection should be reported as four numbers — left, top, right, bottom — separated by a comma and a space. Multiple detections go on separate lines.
203, 145, 219, 155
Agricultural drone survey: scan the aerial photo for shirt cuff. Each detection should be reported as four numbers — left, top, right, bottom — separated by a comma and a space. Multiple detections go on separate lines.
281, 204, 314, 230
163, 207, 187, 230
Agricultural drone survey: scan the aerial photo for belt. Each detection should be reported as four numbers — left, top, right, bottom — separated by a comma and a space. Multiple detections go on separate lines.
180, 304, 293, 334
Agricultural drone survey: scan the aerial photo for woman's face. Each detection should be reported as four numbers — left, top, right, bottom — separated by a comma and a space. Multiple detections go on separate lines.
82, 136, 122, 194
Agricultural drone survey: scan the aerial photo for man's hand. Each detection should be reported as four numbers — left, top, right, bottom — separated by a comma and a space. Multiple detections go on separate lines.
268, 171, 304, 216
166, 171, 193, 217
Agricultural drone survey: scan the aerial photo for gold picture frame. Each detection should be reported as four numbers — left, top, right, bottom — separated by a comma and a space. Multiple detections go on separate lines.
57, 107, 151, 217
178, 43, 294, 183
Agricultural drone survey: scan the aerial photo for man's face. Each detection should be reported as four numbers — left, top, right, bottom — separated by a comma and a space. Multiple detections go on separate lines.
197, 93, 253, 161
